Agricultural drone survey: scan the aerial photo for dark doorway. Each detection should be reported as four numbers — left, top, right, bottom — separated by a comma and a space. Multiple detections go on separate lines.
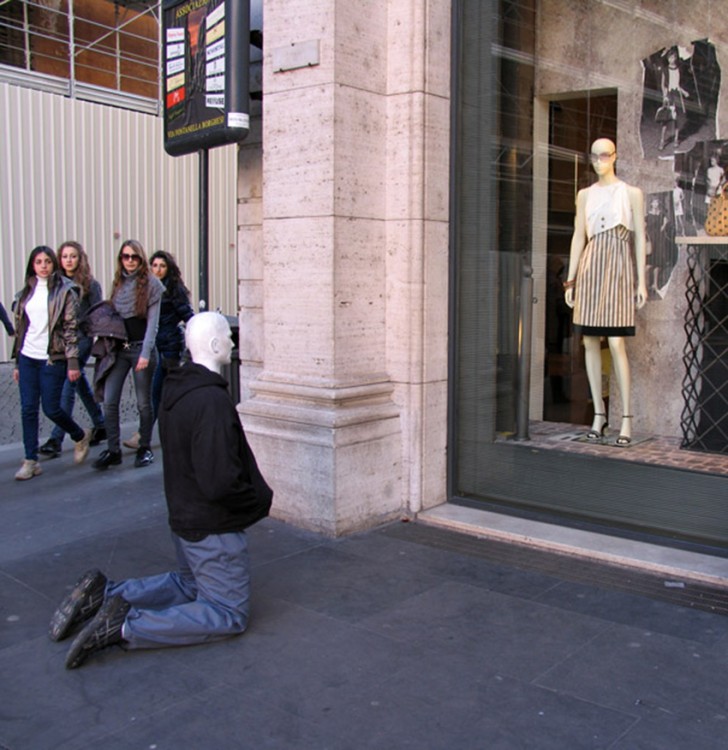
542, 93, 618, 425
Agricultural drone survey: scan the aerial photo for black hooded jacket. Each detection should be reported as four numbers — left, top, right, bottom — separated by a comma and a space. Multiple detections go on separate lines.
158, 362, 272, 541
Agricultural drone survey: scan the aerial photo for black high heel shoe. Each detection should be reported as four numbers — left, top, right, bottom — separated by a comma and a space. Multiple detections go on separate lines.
586, 413, 608, 441
616, 415, 633, 447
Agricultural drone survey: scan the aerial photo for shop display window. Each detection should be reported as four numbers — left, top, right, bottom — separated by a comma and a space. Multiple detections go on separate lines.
450, 0, 728, 546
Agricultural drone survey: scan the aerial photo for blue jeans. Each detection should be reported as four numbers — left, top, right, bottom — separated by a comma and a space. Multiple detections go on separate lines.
151, 349, 182, 422
50, 337, 105, 444
102, 342, 156, 453
17, 354, 85, 461
107, 531, 250, 649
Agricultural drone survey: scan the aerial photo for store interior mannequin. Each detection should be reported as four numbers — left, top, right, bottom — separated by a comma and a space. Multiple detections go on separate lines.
185, 312, 234, 374
564, 138, 647, 445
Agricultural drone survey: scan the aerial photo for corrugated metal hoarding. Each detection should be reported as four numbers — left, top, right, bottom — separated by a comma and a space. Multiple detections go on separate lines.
0, 81, 238, 363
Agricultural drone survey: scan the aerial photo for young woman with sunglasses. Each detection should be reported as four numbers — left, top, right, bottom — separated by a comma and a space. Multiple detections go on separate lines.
93, 240, 164, 470
40, 242, 106, 458
122, 250, 194, 450
12, 246, 92, 480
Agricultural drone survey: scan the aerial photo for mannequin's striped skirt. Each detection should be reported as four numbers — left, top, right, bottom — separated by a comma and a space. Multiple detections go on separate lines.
574, 224, 636, 336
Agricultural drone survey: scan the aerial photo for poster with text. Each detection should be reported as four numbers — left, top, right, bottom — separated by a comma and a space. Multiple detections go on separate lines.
163, 0, 250, 156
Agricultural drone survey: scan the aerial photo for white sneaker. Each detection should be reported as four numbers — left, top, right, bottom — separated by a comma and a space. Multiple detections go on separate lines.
15, 460, 43, 481
74, 428, 93, 465
122, 432, 140, 450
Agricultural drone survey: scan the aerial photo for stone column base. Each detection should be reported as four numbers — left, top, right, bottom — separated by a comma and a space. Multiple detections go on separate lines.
239, 378, 403, 536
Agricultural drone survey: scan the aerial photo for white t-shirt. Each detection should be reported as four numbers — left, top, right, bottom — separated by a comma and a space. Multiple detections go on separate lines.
21, 277, 50, 360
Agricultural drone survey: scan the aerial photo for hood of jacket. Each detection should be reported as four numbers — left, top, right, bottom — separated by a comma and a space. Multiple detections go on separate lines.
161, 361, 228, 412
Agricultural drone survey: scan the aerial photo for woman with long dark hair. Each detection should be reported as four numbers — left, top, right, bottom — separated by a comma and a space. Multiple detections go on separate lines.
150, 250, 194, 414
92, 240, 164, 470
12, 246, 92, 480
40, 242, 106, 457
122, 250, 194, 449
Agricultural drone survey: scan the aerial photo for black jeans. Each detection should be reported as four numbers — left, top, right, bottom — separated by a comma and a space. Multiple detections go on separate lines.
102, 343, 157, 453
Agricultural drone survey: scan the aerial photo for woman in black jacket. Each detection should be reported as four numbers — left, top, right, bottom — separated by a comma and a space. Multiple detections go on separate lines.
150, 251, 194, 419
123, 251, 194, 450
152, 251, 194, 415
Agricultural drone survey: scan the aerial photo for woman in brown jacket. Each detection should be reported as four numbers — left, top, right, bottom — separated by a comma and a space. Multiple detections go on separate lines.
12, 246, 92, 480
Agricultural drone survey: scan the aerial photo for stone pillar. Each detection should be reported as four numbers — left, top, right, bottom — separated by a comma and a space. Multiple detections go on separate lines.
237, 106, 264, 401
385, 1, 450, 514
239, 0, 403, 535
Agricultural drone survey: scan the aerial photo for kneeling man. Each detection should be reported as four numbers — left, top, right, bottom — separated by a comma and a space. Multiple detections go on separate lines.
50, 312, 273, 668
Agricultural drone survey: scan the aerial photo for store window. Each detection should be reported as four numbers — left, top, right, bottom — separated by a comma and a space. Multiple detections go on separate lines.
449, 0, 728, 547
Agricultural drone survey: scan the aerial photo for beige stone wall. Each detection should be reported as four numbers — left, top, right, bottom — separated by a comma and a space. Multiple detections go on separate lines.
236, 0, 450, 534
534, 0, 728, 438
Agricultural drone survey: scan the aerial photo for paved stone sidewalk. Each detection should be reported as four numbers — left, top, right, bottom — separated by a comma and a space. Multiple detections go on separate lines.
1, 439, 727, 749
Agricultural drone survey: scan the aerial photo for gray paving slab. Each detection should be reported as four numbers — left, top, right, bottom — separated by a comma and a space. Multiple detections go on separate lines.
327, 526, 567, 599
609, 712, 728, 750
532, 577, 728, 645
1, 438, 728, 749
535, 625, 728, 742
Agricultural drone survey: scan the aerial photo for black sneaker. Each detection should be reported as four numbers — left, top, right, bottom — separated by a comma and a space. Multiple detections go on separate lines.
49, 569, 107, 642
134, 447, 154, 468
39, 438, 62, 458
89, 426, 107, 446
92, 449, 122, 470
65, 595, 130, 669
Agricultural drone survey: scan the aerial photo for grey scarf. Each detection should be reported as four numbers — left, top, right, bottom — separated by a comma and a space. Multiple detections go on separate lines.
113, 269, 163, 318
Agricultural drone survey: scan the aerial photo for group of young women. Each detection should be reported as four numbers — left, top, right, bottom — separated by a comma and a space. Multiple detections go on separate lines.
10, 241, 194, 480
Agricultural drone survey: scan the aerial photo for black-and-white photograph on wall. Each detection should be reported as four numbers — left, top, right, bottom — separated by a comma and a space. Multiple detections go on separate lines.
674, 140, 728, 236
640, 40, 720, 160
645, 191, 678, 299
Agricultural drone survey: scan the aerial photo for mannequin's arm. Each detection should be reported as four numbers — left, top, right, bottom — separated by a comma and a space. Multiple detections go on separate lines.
564, 189, 588, 308
628, 186, 648, 309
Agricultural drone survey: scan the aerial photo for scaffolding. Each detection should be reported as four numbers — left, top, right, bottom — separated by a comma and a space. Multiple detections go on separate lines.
0, 0, 160, 109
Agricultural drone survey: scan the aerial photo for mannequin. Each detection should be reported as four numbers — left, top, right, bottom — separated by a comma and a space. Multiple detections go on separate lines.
185, 310, 234, 374
564, 138, 647, 445
50, 312, 272, 668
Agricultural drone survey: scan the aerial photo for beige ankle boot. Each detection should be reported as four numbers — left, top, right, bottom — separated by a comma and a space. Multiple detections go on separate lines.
122, 432, 140, 450
74, 428, 93, 464
15, 459, 43, 481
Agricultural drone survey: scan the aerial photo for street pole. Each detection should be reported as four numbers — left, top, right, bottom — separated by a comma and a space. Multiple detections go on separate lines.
198, 147, 209, 311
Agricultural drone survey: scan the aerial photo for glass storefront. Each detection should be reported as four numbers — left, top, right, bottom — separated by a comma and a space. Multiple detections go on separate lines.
449, 0, 728, 548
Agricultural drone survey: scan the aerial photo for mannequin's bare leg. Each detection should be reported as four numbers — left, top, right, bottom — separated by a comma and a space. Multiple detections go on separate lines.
583, 336, 607, 437
608, 336, 632, 443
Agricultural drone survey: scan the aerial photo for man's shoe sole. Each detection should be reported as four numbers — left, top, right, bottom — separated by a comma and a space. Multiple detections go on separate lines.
49, 569, 107, 642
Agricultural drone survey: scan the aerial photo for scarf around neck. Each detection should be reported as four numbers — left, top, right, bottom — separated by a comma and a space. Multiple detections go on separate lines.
113, 269, 163, 318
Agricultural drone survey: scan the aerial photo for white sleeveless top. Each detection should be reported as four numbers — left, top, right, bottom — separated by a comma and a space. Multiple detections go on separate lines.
585, 181, 633, 239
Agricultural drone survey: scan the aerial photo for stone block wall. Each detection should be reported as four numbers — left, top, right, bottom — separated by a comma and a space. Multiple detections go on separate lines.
236, 0, 450, 535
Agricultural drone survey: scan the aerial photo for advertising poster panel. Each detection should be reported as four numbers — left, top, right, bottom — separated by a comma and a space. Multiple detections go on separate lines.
162, 0, 250, 156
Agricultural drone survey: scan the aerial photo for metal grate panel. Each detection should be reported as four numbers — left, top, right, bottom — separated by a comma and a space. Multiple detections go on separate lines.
681, 244, 728, 454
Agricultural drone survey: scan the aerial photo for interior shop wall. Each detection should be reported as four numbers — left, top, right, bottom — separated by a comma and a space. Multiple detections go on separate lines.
532, 0, 728, 439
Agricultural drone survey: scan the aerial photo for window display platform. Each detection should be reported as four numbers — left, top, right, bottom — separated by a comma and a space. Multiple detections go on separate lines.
504, 420, 728, 478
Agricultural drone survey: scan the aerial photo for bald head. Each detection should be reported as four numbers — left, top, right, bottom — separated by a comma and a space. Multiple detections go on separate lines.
591, 138, 615, 155
186, 312, 233, 373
